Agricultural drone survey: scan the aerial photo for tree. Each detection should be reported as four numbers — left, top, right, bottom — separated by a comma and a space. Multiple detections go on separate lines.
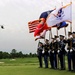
2, 52, 10, 59
0, 51, 3, 59
10, 49, 17, 58
11, 49, 17, 54
29, 52, 32, 57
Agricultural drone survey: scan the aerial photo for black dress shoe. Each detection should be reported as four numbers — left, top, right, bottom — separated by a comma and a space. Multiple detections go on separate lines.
60, 68, 65, 70
38, 67, 42, 68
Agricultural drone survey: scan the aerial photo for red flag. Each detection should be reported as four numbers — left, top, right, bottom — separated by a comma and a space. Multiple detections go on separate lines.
34, 23, 49, 37
28, 20, 39, 33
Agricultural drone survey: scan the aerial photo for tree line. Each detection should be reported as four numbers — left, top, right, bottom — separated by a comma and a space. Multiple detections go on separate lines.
0, 49, 37, 59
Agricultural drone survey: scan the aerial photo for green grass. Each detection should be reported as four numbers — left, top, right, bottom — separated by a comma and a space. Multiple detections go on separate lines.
0, 57, 75, 75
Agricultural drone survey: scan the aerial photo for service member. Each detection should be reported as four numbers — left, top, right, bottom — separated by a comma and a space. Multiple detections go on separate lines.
58, 35, 66, 70
43, 39, 49, 68
49, 38, 55, 69
67, 32, 73, 71
37, 42, 43, 68
72, 32, 75, 72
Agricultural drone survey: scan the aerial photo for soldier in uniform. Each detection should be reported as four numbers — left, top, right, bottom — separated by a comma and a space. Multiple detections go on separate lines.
58, 35, 66, 70
49, 38, 55, 69
37, 42, 43, 68
43, 39, 49, 68
54, 35, 59, 69
72, 32, 75, 72
67, 32, 73, 71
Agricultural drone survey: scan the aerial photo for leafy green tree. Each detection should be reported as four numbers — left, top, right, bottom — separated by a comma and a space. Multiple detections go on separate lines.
10, 49, 17, 58
0, 51, 3, 59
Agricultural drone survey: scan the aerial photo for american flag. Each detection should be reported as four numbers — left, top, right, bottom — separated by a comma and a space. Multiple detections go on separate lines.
28, 20, 39, 33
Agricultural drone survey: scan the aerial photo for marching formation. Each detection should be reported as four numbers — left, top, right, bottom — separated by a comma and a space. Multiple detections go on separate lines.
37, 32, 75, 72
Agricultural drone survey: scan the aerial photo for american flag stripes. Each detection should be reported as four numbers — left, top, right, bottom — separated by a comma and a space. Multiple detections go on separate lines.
28, 20, 39, 33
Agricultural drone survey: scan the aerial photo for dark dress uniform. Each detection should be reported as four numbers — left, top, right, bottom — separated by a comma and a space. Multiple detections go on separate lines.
72, 38, 75, 71
67, 38, 73, 71
37, 43, 43, 68
58, 37, 66, 70
49, 41, 55, 69
53, 40, 59, 69
43, 42, 49, 68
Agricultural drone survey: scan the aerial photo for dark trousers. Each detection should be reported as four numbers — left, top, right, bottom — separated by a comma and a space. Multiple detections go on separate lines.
44, 55, 48, 68
67, 52, 72, 71
50, 52, 54, 68
72, 51, 75, 71
38, 55, 43, 67
59, 52, 65, 69
54, 53, 57, 69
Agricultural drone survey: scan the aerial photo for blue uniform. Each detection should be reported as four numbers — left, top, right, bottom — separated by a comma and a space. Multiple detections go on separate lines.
49, 42, 55, 69
37, 46, 43, 68
43, 43, 49, 68
72, 38, 75, 71
67, 38, 73, 71
58, 40, 66, 70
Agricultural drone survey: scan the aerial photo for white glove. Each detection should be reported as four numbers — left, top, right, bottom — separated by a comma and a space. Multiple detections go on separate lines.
70, 49, 73, 52
52, 51, 54, 53
42, 50, 44, 54
57, 50, 60, 53
66, 50, 69, 53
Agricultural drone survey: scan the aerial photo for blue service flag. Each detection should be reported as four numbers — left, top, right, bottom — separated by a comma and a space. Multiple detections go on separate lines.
56, 21, 68, 30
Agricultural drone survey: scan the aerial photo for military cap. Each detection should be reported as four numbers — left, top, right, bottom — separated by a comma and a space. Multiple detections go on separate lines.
59, 35, 64, 38
51, 38, 55, 40
54, 35, 59, 38
45, 39, 49, 41
72, 32, 75, 34
68, 31, 72, 34
38, 42, 43, 45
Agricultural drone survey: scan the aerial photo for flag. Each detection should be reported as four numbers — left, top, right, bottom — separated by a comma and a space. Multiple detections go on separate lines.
28, 20, 39, 33
34, 10, 55, 37
46, 2, 72, 27
34, 23, 49, 37
56, 21, 68, 30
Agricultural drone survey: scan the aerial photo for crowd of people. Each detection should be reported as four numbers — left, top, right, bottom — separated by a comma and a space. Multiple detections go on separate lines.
37, 31, 75, 72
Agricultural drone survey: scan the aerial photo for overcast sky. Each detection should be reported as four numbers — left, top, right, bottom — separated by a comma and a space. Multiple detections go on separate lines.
0, 0, 75, 54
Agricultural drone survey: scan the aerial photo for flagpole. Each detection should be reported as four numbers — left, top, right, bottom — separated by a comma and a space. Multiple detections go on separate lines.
70, 23, 72, 32
70, 1, 72, 32
64, 27, 67, 37
56, 28, 58, 36
49, 29, 51, 41
61, 2, 66, 69
61, 2, 67, 38
70, 0, 73, 70
54, 5, 59, 69
50, 29, 52, 39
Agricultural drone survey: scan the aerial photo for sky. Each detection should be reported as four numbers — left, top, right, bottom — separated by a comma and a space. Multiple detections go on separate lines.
0, 0, 75, 54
